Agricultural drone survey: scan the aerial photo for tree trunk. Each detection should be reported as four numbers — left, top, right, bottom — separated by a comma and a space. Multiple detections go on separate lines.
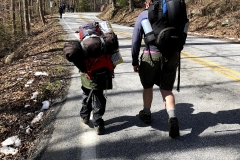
36, 0, 39, 12
93, 0, 96, 12
39, 0, 46, 25
23, 0, 30, 35
29, 0, 33, 24
11, 0, 16, 35
43, 0, 46, 13
112, 0, 115, 9
129, 0, 134, 12
19, 0, 24, 33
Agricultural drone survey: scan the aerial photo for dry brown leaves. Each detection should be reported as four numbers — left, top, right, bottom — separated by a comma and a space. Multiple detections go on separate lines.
0, 15, 71, 159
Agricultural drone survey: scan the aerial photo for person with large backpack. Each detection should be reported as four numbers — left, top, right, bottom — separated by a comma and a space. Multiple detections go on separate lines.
131, 0, 188, 138
63, 21, 120, 135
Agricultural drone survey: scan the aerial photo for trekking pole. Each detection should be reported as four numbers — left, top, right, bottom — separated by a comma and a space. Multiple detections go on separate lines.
86, 89, 94, 104
176, 51, 181, 92
86, 77, 96, 104
104, 73, 109, 100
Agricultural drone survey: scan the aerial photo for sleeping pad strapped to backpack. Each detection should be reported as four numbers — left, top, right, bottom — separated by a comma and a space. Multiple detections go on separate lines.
63, 21, 119, 90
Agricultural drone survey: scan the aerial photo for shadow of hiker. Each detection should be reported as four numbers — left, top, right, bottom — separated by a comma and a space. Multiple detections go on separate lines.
104, 103, 240, 137
175, 103, 240, 137
104, 114, 149, 134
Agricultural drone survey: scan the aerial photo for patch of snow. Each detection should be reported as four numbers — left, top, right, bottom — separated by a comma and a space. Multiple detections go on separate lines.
26, 79, 34, 85
24, 104, 30, 108
31, 112, 44, 124
25, 79, 35, 87
41, 100, 50, 110
0, 146, 18, 155
1, 136, 21, 147
34, 72, 48, 76
20, 71, 26, 74
31, 91, 38, 99
26, 126, 32, 134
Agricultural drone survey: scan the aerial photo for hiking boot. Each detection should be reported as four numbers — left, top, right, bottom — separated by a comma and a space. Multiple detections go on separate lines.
94, 125, 105, 135
81, 115, 90, 124
139, 110, 152, 124
168, 117, 180, 138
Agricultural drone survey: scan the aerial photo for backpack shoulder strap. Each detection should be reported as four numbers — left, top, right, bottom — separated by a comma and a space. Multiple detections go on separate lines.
80, 40, 88, 58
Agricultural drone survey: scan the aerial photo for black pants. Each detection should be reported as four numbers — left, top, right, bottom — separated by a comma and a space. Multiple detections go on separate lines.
80, 86, 106, 126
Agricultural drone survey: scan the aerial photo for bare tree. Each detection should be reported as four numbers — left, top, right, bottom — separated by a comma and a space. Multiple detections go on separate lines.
28, 0, 33, 24
39, 0, 46, 25
129, 0, 134, 12
43, 0, 46, 12
23, 0, 30, 35
19, 0, 24, 33
108, 0, 116, 9
112, 0, 115, 9
11, 0, 16, 34
93, 0, 96, 11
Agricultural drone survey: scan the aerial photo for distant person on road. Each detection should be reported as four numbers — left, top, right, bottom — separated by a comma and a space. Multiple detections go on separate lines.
100, 4, 105, 12
131, 0, 180, 138
66, 4, 70, 12
58, 6, 63, 19
70, 5, 74, 13
61, 3, 66, 13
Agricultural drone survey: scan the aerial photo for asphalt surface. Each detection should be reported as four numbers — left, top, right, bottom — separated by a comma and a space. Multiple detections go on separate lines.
33, 12, 240, 160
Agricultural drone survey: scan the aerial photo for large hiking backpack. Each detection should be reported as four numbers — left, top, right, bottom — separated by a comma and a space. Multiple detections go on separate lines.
147, 0, 189, 55
147, 0, 189, 92
63, 21, 120, 89
78, 22, 118, 81
79, 22, 119, 57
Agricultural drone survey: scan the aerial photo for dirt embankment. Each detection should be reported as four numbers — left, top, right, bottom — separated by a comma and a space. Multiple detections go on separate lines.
98, 2, 240, 41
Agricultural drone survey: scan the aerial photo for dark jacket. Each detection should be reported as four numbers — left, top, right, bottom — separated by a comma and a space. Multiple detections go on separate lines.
63, 41, 113, 90
58, 7, 63, 13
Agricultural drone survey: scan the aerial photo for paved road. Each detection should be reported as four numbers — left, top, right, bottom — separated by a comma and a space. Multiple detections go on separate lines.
34, 12, 240, 160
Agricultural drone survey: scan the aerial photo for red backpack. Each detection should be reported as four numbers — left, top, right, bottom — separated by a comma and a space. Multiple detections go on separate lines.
84, 54, 114, 79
